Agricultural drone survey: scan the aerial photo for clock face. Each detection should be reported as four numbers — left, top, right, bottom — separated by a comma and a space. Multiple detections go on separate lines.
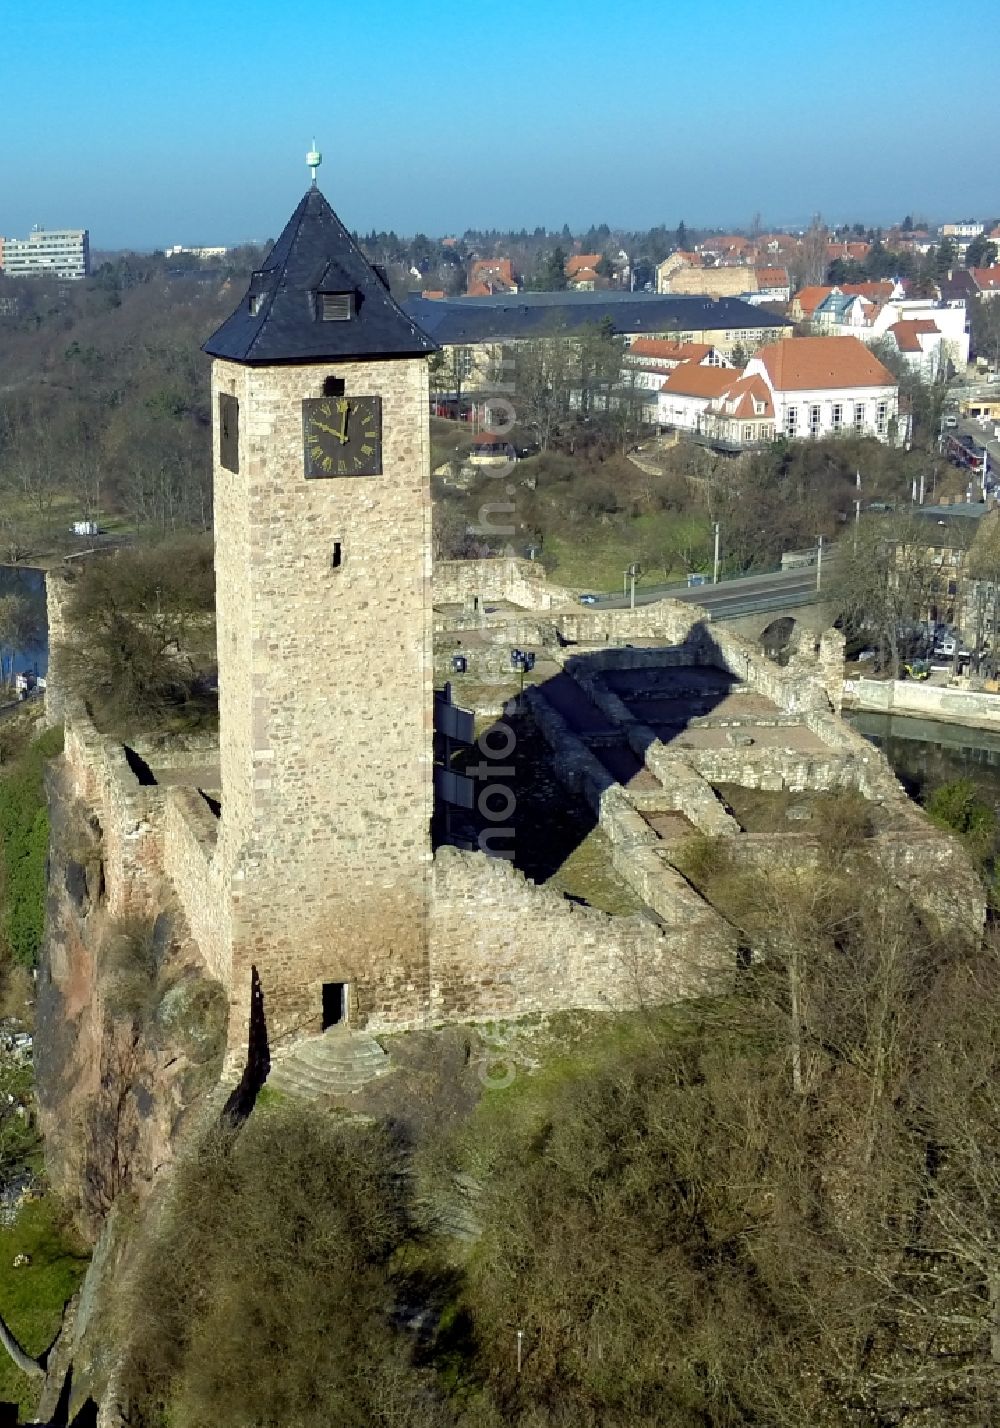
302, 395, 382, 478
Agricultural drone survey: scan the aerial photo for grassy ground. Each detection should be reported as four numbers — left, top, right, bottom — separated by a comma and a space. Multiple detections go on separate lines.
0, 1195, 90, 1416
543, 510, 710, 592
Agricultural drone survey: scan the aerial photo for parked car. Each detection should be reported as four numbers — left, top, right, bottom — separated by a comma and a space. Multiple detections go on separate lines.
578, 593, 599, 606
944, 415, 959, 429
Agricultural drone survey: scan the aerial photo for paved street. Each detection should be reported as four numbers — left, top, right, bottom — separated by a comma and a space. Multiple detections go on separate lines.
587, 560, 831, 614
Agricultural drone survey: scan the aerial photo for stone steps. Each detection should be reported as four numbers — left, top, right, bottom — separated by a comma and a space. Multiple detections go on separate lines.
268, 1030, 394, 1102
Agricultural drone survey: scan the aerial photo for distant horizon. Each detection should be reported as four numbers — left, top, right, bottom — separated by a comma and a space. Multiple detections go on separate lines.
2, 0, 997, 252
75, 206, 995, 257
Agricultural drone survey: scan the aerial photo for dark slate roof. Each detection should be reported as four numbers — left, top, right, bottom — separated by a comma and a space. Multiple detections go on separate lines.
203, 185, 437, 364
402, 290, 792, 346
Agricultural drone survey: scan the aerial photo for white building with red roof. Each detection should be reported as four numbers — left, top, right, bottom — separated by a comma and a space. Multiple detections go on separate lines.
655, 362, 740, 431
746, 336, 902, 444
658, 336, 904, 447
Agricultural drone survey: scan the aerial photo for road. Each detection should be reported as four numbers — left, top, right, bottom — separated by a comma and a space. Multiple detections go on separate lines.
585, 560, 834, 615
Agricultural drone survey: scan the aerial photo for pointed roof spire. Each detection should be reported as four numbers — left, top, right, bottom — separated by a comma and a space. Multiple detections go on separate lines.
203, 184, 437, 365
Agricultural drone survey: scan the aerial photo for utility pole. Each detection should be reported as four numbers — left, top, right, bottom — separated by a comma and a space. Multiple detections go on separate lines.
712, 521, 720, 584
816, 534, 823, 592
853, 499, 861, 552
627, 561, 641, 610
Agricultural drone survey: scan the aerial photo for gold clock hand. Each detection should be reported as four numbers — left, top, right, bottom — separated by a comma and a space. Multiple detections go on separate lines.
312, 419, 346, 442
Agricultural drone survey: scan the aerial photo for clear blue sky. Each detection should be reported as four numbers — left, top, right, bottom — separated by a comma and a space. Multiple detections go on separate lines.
1, 0, 996, 249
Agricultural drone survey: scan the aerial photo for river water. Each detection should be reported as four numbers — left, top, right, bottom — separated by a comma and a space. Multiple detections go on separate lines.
848, 710, 1000, 809
0, 567, 48, 679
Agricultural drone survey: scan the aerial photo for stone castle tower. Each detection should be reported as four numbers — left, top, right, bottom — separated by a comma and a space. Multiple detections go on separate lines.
203, 172, 438, 1043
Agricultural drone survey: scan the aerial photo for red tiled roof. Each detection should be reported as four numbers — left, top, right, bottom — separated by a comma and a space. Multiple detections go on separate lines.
756, 335, 896, 391
841, 281, 895, 302
470, 257, 515, 284
972, 267, 1000, 293
827, 241, 871, 261
792, 285, 834, 316
659, 364, 738, 398
629, 338, 714, 362
701, 235, 751, 254
889, 319, 939, 352
712, 373, 774, 420
566, 253, 602, 276
754, 266, 789, 288
421, 290, 446, 300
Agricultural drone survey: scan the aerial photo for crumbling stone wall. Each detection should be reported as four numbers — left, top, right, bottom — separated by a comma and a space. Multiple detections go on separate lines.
429, 847, 731, 1022
433, 557, 576, 611
162, 789, 229, 992
62, 704, 166, 920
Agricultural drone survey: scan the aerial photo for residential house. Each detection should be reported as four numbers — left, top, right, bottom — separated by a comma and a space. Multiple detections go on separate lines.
791, 281, 900, 326
753, 233, 801, 261
699, 235, 752, 262
971, 267, 1000, 301
700, 372, 775, 449
567, 267, 607, 291
746, 266, 791, 304
656, 363, 739, 432
885, 319, 950, 378
826, 240, 871, 264
942, 222, 985, 240
623, 339, 728, 392
566, 253, 603, 279
467, 258, 519, 296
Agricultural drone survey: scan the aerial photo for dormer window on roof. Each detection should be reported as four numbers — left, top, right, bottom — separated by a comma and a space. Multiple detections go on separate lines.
247, 270, 270, 317
320, 291, 355, 322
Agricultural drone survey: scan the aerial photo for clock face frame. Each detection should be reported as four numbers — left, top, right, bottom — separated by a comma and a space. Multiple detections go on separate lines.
302, 395, 383, 478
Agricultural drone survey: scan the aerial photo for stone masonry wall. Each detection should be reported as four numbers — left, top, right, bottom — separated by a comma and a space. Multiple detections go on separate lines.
162, 789, 229, 991
433, 557, 576, 611
62, 704, 165, 920
429, 848, 730, 1023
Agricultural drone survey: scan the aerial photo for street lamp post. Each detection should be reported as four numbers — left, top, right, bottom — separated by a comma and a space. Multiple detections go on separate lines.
712, 521, 720, 584
627, 562, 641, 610
816, 534, 823, 592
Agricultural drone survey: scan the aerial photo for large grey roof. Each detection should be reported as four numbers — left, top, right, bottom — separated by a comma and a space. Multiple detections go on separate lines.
402, 290, 791, 345
203, 185, 437, 364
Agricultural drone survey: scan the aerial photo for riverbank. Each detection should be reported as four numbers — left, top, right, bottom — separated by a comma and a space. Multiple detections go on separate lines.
844, 675, 1000, 732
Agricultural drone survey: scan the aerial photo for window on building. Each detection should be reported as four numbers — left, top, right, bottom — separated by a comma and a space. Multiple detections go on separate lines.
854, 402, 866, 433
832, 403, 843, 431
743, 425, 753, 442
809, 404, 821, 437
456, 347, 475, 380
876, 401, 888, 435
785, 405, 798, 436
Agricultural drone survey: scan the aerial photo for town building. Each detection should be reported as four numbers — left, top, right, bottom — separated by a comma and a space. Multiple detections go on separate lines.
404, 289, 791, 392
0, 226, 89, 280
466, 258, 518, 296
656, 363, 739, 432
663, 335, 904, 451
164, 244, 229, 259
746, 335, 902, 444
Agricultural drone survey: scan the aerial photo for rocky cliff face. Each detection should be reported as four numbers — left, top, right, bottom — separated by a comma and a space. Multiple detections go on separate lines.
35, 755, 228, 1240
